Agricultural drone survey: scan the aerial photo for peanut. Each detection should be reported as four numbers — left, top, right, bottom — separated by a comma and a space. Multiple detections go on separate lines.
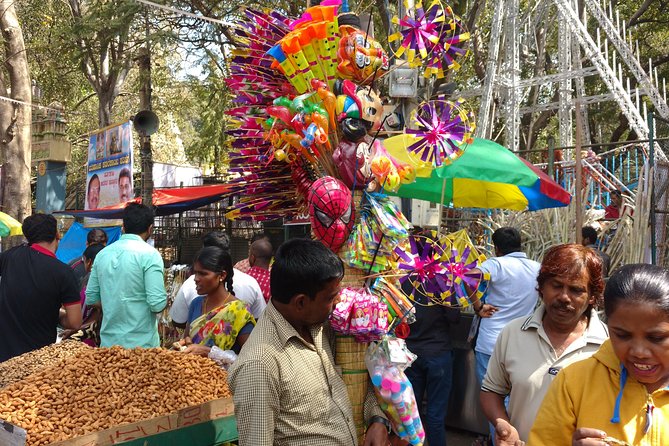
0, 346, 232, 446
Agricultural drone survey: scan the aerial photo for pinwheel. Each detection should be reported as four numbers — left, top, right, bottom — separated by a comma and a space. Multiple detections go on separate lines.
405, 97, 475, 167
393, 230, 488, 306
393, 231, 452, 304
439, 245, 488, 307
389, 1, 470, 78
389, 0, 448, 65
424, 5, 470, 78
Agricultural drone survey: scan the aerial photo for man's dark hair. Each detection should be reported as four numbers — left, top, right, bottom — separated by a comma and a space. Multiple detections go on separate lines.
581, 226, 598, 245
23, 213, 58, 244
119, 167, 131, 181
202, 231, 230, 251
270, 239, 344, 304
611, 190, 622, 198
492, 227, 522, 255
87, 228, 108, 245
122, 203, 154, 235
83, 243, 105, 264
87, 174, 100, 193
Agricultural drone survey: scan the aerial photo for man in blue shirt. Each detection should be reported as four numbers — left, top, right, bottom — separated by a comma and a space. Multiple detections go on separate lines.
86, 203, 166, 348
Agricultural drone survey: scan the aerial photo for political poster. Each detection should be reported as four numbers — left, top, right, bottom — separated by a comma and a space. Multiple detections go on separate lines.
85, 121, 134, 226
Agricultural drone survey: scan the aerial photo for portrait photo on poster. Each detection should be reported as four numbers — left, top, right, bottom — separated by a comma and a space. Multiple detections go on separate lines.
84, 121, 134, 227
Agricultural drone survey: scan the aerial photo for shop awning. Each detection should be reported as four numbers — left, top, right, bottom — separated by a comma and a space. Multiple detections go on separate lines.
56, 184, 236, 219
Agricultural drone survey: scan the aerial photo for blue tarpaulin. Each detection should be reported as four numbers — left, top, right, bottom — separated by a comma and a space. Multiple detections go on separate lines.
56, 222, 122, 264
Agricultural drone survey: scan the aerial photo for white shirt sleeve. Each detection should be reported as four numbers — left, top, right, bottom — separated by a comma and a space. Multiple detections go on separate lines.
479, 257, 500, 278
169, 275, 198, 324
233, 269, 267, 319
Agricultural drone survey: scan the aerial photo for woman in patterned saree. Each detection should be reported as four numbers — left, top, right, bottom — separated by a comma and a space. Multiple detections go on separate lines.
178, 246, 256, 366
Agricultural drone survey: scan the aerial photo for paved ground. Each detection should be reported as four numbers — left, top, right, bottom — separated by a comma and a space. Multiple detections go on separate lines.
446, 427, 485, 446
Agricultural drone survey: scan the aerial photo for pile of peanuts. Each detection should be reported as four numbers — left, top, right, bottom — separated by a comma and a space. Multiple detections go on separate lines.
0, 346, 232, 446
0, 340, 91, 388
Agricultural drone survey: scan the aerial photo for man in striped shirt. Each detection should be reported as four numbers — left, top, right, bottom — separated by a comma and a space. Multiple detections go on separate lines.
229, 239, 390, 446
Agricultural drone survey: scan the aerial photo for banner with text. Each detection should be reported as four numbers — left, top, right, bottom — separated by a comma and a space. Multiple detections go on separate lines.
85, 121, 133, 226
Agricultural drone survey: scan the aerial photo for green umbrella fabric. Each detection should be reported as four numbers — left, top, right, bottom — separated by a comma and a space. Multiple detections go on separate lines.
0, 211, 22, 237
386, 137, 571, 211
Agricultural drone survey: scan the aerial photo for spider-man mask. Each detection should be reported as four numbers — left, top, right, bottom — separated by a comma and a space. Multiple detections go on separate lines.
309, 176, 355, 252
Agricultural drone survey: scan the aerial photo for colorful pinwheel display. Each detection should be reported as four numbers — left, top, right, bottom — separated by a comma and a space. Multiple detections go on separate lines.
393, 230, 488, 307
389, 0, 470, 78
405, 97, 475, 167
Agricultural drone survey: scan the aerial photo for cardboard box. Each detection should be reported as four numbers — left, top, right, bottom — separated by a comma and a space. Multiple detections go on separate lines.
50, 397, 236, 446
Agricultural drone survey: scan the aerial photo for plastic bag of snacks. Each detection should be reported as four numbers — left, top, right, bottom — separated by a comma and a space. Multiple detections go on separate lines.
366, 336, 424, 445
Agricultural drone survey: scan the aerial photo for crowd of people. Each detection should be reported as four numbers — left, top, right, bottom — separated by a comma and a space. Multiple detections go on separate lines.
0, 204, 667, 446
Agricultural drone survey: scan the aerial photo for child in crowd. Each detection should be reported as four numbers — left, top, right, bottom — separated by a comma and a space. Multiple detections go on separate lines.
529, 264, 669, 445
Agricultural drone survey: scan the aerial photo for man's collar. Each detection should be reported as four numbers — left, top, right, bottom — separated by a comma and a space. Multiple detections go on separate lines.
30, 243, 56, 258
120, 233, 145, 242
522, 303, 609, 343
266, 301, 320, 348
503, 252, 528, 258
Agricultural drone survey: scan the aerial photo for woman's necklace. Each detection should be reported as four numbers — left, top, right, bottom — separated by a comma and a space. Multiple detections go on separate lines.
203, 290, 232, 314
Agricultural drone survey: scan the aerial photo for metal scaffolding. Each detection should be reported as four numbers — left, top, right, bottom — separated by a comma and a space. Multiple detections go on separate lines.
473, 0, 669, 161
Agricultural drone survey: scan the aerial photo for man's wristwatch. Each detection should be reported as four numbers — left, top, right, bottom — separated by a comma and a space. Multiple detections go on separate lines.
367, 415, 392, 434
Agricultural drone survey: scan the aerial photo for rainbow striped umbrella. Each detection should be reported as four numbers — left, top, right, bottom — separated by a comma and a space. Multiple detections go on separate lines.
386, 136, 571, 211
0, 211, 22, 237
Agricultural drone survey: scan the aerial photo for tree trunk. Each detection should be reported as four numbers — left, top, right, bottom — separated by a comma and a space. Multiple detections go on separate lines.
98, 89, 114, 128
0, 1, 32, 237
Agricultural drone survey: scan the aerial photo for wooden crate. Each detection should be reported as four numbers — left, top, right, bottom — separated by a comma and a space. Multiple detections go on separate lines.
51, 398, 237, 446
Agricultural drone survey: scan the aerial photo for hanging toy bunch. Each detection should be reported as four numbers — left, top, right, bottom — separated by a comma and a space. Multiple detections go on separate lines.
224, 1, 421, 253
366, 337, 424, 445
224, 9, 301, 221
343, 192, 413, 273
330, 287, 389, 342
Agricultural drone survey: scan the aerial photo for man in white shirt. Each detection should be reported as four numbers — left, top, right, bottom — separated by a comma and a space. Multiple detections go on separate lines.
170, 232, 266, 326
471, 227, 541, 384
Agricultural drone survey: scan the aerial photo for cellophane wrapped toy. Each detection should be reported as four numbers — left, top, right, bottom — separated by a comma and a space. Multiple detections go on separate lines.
331, 287, 389, 341
342, 192, 412, 272
366, 337, 424, 445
